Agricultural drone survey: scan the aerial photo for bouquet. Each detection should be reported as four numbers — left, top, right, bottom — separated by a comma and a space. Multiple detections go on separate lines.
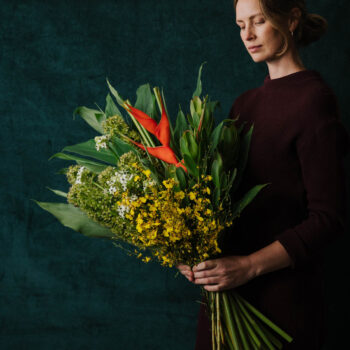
35, 63, 293, 349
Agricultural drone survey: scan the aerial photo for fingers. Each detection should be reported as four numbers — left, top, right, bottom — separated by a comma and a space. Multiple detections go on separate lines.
176, 264, 194, 282
176, 263, 192, 272
194, 276, 220, 285
192, 260, 217, 272
203, 284, 224, 292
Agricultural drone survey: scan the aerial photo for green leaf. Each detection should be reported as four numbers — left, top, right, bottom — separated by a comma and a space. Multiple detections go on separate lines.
34, 201, 116, 238
49, 152, 108, 173
231, 183, 270, 218
174, 109, 189, 141
211, 152, 223, 189
180, 135, 191, 159
73, 106, 106, 134
105, 93, 122, 118
175, 167, 187, 190
57, 168, 68, 175
192, 61, 207, 98
186, 132, 199, 161
106, 78, 126, 107
109, 136, 135, 158
134, 83, 156, 119
63, 139, 118, 166
183, 154, 199, 178
46, 188, 67, 198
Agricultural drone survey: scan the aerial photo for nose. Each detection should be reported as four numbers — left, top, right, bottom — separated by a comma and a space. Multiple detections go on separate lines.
242, 23, 255, 42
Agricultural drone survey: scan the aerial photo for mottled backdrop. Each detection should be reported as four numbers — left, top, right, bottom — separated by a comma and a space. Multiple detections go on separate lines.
0, 0, 349, 349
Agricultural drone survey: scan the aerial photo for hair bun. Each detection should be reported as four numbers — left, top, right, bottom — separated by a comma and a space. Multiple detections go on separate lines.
297, 13, 328, 47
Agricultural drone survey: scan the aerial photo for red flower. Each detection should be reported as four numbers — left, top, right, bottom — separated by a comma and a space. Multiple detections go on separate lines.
125, 97, 187, 172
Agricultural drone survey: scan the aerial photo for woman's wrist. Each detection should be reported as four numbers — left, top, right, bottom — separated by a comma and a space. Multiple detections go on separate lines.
248, 240, 293, 278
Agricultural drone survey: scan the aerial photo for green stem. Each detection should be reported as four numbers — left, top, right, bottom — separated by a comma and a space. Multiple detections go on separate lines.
222, 292, 240, 349
233, 294, 276, 350
210, 292, 216, 350
232, 293, 261, 349
236, 294, 293, 343
224, 329, 235, 350
216, 292, 221, 350
92, 181, 105, 191
229, 293, 250, 350
254, 317, 284, 349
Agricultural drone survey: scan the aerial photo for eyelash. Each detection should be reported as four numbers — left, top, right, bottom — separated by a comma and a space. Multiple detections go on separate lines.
239, 21, 264, 30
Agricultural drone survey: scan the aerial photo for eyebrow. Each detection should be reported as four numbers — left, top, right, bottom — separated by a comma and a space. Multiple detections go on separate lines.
236, 13, 263, 23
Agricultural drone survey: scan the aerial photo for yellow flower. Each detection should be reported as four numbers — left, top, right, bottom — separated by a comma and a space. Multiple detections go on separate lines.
188, 192, 196, 200
143, 169, 151, 178
134, 175, 140, 182
162, 179, 174, 189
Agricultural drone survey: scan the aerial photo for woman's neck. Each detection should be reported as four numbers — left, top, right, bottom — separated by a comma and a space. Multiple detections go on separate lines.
266, 47, 306, 80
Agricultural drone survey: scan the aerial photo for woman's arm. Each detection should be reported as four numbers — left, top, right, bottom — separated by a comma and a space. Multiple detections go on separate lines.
189, 240, 292, 292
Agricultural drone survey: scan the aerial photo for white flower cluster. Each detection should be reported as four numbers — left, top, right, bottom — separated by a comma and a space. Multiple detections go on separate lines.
94, 135, 110, 151
106, 170, 134, 195
75, 166, 85, 185
117, 194, 138, 218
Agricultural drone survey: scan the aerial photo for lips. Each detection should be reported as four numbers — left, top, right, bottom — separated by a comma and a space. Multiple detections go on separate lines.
248, 45, 262, 50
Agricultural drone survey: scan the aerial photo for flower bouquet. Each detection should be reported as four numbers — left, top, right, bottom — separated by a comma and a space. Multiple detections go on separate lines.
35, 63, 293, 349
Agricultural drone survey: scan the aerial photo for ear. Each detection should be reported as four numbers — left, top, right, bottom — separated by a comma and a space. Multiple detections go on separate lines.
288, 7, 302, 32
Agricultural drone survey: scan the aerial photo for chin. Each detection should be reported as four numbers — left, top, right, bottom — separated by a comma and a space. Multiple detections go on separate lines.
250, 54, 265, 63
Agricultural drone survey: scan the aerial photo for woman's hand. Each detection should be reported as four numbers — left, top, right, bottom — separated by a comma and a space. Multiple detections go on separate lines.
192, 255, 257, 292
176, 263, 194, 283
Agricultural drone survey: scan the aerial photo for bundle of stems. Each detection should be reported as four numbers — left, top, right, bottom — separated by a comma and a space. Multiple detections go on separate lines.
204, 290, 293, 350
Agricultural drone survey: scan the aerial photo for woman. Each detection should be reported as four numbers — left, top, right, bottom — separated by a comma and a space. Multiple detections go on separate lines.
177, 0, 349, 349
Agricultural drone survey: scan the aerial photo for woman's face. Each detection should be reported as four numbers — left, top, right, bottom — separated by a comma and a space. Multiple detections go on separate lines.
235, 0, 284, 62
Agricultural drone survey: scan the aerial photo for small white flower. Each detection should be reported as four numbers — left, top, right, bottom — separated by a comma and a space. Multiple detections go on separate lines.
117, 204, 130, 218
75, 166, 85, 185
95, 135, 110, 151
108, 186, 117, 195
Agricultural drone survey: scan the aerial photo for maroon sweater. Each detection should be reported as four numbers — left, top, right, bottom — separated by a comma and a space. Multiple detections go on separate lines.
195, 70, 349, 350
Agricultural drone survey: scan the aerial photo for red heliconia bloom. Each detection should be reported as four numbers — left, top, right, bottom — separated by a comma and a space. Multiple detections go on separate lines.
124, 99, 187, 172
125, 98, 170, 146
127, 139, 187, 171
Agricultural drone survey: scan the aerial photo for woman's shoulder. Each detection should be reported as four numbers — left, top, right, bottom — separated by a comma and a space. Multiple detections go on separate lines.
228, 86, 261, 119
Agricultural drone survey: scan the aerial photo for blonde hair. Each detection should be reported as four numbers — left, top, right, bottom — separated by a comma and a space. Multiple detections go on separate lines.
233, 0, 328, 57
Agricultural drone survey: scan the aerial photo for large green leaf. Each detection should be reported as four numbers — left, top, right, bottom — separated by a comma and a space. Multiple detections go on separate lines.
73, 106, 106, 134
109, 136, 135, 158
174, 109, 189, 142
134, 83, 156, 119
185, 131, 199, 161
105, 93, 123, 118
211, 152, 223, 190
183, 154, 199, 178
231, 183, 270, 218
192, 61, 207, 98
63, 139, 118, 166
106, 78, 126, 107
175, 167, 187, 190
49, 152, 108, 173
34, 201, 115, 238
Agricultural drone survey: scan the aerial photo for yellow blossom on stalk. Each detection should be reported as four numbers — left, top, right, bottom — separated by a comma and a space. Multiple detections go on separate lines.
189, 192, 196, 200
143, 169, 151, 178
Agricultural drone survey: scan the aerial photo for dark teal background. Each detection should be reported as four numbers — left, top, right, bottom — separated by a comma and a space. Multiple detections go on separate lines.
1, 0, 349, 349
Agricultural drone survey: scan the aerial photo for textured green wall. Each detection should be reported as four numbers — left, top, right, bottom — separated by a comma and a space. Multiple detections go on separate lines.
1, 0, 349, 349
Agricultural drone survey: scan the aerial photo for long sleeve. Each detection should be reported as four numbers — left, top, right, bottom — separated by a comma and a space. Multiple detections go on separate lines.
274, 94, 350, 270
